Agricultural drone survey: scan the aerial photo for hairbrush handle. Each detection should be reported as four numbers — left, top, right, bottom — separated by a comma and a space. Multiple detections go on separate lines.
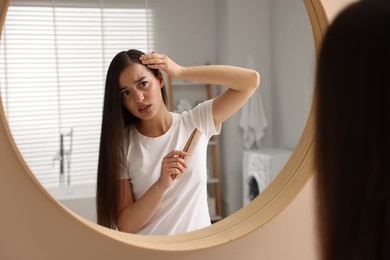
172, 128, 202, 180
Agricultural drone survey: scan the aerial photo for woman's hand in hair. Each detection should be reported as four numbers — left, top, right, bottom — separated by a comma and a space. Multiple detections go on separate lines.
139, 52, 184, 78
157, 150, 188, 190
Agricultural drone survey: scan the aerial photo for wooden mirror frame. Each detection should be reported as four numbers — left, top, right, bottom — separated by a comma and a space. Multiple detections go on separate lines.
0, 0, 329, 256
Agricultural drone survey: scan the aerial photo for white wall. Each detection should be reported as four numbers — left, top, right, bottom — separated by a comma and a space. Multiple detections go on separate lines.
153, 0, 217, 66
216, 0, 272, 216
270, 0, 315, 149
216, 0, 315, 216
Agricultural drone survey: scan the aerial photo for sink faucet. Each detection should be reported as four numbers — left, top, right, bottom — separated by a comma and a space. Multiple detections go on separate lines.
53, 128, 73, 186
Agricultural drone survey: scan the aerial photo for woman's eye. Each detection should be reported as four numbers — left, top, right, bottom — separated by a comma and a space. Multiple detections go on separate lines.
121, 90, 130, 98
140, 81, 148, 88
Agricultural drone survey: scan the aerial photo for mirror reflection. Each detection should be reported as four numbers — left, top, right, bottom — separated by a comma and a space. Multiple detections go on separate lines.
0, 0, 315, 232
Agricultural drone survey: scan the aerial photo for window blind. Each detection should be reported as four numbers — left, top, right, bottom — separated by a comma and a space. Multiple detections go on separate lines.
0, 0, 155, 187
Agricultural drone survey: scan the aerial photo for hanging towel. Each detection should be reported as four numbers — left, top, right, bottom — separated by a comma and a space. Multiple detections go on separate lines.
239, 54, 268, 149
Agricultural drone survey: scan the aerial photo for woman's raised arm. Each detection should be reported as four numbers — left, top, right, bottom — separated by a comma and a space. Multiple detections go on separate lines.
140, 52, 260, 126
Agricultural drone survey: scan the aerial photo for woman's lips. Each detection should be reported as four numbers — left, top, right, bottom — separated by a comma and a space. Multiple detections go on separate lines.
138, 104, 151, 113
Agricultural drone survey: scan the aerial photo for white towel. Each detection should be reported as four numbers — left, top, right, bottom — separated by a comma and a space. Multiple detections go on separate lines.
239, 55, 268, 149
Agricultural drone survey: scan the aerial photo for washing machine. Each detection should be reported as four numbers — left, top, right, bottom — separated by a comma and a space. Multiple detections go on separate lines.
242, 148, 292, 206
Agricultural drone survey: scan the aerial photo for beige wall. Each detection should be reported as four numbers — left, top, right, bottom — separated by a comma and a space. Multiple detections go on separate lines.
322, 0, 359, 21
0, 0, 356, 259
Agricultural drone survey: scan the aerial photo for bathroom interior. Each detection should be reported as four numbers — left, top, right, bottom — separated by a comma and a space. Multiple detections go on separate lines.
0, 0, 352, 259
0, 0, 314, 221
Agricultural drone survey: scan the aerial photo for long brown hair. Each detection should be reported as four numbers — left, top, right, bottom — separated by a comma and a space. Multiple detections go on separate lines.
96, 49, 167, 229
315, 1, 390, 259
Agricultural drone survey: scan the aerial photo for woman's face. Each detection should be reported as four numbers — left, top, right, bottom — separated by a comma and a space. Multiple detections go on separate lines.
119, 63, 164, 121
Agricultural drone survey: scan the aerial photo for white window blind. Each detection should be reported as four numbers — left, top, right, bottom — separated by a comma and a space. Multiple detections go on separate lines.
0, 0, 155, 187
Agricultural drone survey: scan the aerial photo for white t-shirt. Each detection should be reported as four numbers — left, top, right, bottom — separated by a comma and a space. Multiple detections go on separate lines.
123, 99, 221, 235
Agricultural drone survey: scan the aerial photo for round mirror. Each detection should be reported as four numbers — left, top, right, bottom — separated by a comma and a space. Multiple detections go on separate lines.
1, 1, 322, 245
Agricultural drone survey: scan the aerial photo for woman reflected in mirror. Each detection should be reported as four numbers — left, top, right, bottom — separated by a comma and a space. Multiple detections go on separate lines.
96, 49, 259, 235
315, 1, 390, 259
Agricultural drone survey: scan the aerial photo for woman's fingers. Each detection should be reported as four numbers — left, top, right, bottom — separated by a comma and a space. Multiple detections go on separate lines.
161, 150, 188, 179
141, 57, 165, 65
139, 52, 183, 78
164, 150, 187, 159
140, 52, 166, 65
166, 161, 187, 173
156, 150, 188, 189
163, 153, 188, 171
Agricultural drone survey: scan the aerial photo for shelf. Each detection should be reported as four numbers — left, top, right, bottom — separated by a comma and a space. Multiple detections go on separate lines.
208, 139, 217, 146
210, 215, 223, 222
207, 178, 219, 184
